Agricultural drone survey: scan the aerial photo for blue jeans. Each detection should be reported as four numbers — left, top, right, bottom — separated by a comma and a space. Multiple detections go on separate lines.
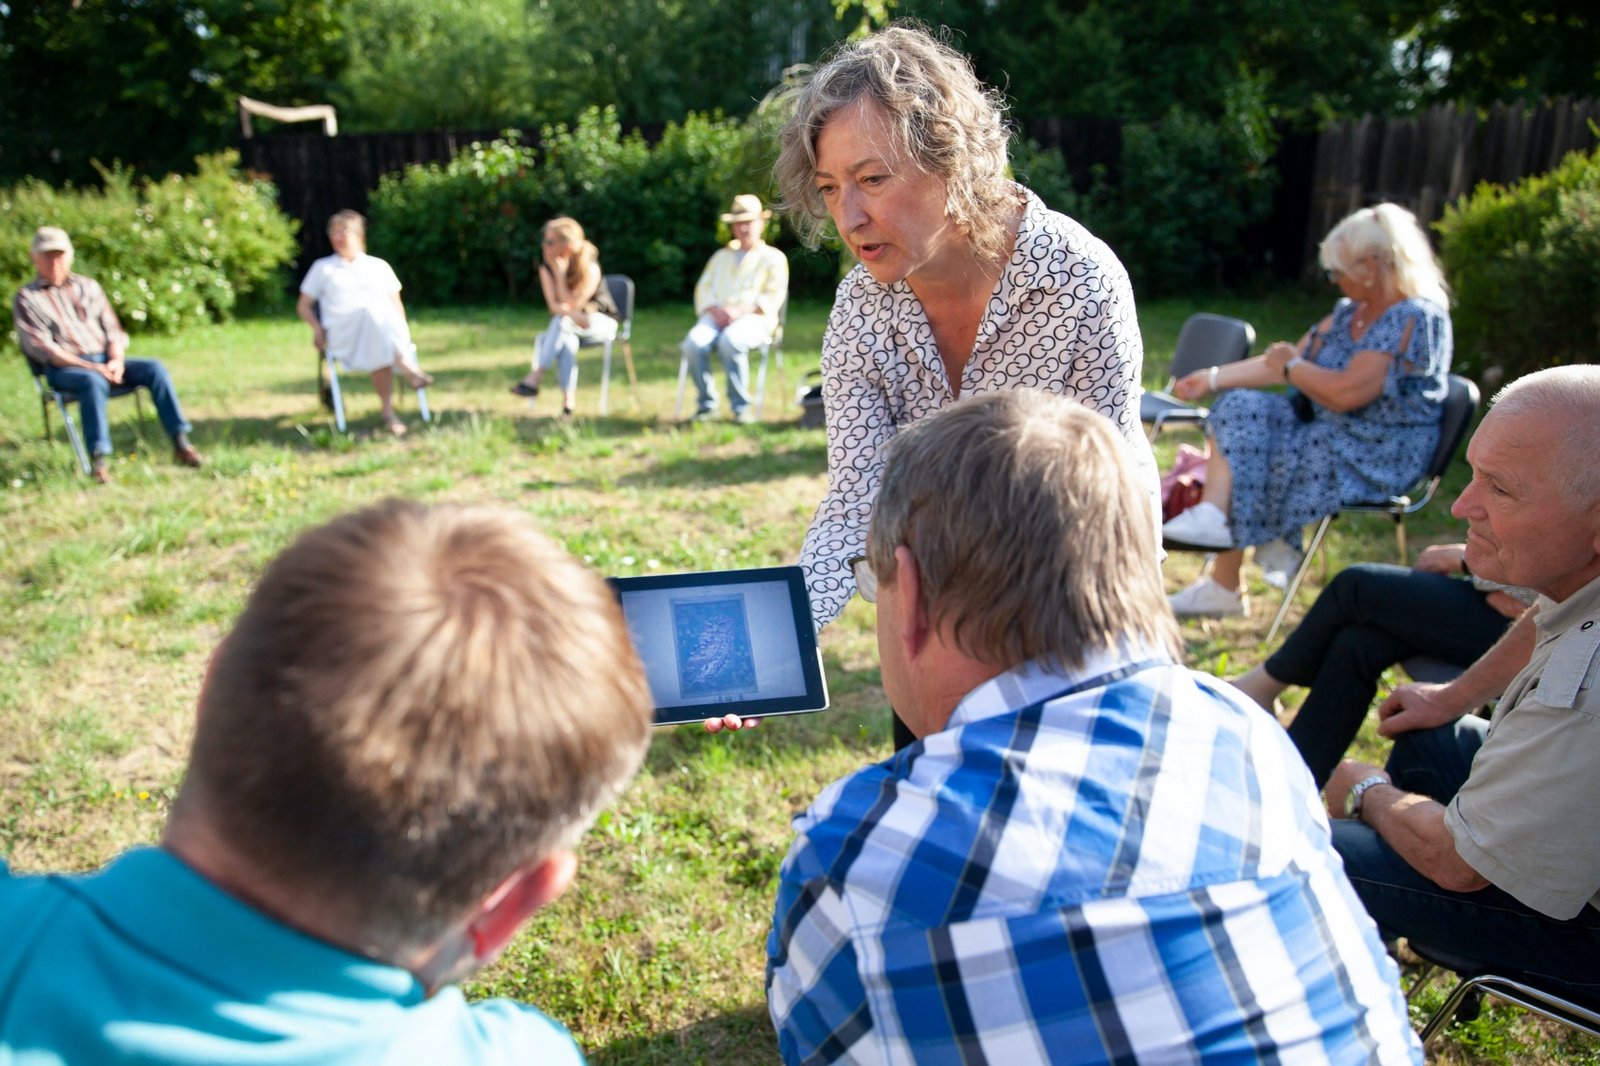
1268, 564, 1511, 787
44, 353, 191, 457
1332, 718, 1600, 998
682, 313, 772, 417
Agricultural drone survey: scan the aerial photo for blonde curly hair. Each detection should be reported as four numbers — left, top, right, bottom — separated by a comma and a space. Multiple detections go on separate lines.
774, 24, 1018, 266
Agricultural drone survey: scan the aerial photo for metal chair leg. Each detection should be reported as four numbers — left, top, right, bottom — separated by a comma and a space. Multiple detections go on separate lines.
599, 339, 613, 416
1266, 515, 1335, 644
55, 397, 92, 475
674, 350, 691, 419
326, 355, 347, 433
753, 343, 770, 420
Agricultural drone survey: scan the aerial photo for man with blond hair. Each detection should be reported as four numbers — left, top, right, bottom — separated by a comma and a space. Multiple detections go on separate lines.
767, 390, 1421, 1063
1328, 364, 1600, 1000
0, 500, 654, 1064
682, 194, 788, 423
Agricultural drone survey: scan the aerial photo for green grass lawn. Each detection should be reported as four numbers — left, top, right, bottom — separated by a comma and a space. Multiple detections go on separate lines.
1, 289, 1593, 1064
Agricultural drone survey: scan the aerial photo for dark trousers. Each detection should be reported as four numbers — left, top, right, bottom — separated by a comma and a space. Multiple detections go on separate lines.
1332, 719, 1600, 999
44, 353, 191, 456
1267, 564, 1511, 787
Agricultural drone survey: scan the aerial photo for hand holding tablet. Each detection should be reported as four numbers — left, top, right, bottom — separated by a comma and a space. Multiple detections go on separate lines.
608, 566, 829, 727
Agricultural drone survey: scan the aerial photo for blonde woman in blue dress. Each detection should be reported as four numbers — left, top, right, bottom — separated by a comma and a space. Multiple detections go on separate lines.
1162, 202, 1453, 617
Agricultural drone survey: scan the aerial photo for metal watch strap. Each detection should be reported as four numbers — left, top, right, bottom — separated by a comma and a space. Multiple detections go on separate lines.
1345, 774, 1389, 819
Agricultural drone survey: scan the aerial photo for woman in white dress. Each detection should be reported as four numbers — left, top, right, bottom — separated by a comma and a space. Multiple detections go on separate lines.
298, 210, 433, 436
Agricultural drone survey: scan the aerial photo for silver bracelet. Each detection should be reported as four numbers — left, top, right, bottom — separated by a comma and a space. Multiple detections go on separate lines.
1207, 365, 1219, 391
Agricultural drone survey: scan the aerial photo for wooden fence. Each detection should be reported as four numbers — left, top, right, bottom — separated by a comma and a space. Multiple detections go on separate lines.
237, 128, 509, 278
1303, 96, 1600, 267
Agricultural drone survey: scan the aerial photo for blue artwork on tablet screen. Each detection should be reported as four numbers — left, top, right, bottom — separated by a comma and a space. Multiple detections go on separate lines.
671, 595, 757, 699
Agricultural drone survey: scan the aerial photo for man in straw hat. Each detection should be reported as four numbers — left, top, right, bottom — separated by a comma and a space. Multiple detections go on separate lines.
13, 226, 204, 481
681, 194, 788, 424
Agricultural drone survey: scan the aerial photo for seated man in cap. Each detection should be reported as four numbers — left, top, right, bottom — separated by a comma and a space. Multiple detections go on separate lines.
681, 194, 788, 424
0, 499, 655, 1063
767, 390, 1421, 1063
13, 226, 204, 481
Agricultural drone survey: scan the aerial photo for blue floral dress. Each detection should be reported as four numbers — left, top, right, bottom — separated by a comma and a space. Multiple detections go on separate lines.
1206, 296, 1451, 549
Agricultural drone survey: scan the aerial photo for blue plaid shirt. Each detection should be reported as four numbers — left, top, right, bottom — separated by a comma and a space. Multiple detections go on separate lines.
767, 650, 1422, 1064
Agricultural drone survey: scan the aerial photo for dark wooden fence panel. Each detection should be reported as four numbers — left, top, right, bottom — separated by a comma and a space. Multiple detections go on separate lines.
237, 128, 512, 280
1303, 97, 1600, 270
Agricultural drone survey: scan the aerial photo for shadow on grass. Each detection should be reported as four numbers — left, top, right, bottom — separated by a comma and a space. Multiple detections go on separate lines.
616, 436, 827, 489
589, 1004, 777, 1066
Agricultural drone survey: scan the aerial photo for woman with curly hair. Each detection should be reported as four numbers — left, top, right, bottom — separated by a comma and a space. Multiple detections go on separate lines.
709, 24, 1156, 739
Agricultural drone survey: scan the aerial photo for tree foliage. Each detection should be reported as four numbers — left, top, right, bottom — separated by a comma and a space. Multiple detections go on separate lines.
1388, 0, 1600, 109
0, 0, 346, 184
332, 0, 542, 131
897, 0, 1410, 128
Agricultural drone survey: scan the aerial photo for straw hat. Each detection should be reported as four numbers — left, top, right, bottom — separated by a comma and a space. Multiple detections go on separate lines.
720, 194, 772, 223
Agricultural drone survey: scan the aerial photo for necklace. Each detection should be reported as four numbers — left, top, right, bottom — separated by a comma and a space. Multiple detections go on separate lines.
1351, 303, 1376, 334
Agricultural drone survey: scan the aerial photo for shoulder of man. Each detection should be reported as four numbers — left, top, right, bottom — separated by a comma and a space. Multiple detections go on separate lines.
1529, 601, 1600, 713
412, 992, 588, 1056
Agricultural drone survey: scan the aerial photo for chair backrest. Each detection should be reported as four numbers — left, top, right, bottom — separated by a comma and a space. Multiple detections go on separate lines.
1169, 313, 1255, 380
1424, 373, 1481, 481
603, 274, 635, 338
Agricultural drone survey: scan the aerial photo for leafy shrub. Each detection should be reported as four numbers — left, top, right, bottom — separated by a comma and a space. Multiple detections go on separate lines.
368, 108, 836, 307
1437, 145, 1600, 381
0, 151, 298, 344
1076, 80, 1278, 297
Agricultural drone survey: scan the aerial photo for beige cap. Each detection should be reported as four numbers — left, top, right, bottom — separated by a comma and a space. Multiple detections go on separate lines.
31, 226, 73, 255
719, 194, 771, 223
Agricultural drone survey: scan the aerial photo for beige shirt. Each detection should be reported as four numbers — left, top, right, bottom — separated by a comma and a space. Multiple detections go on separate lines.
1445, 570, 1600, 919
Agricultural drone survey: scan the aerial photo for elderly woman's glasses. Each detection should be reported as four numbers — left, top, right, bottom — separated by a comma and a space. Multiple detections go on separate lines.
848, 555, 878, 603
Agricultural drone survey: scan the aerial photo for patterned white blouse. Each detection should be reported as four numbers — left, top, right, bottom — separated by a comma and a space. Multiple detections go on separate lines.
799, 186, 1160, 627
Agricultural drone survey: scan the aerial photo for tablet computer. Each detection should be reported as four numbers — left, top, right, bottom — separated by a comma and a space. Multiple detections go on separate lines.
609, 565, 829, 726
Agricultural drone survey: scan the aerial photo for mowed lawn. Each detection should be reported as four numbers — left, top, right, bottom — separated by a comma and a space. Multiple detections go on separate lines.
1, 289, 1592, 1064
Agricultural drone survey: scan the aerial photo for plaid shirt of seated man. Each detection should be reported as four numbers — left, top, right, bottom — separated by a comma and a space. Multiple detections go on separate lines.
766, 390, 1422, 1065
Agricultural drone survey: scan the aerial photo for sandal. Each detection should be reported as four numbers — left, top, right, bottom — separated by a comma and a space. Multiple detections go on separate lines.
404, 369, 435, 389
510, 380, 540, 398
385, 417, 408, 437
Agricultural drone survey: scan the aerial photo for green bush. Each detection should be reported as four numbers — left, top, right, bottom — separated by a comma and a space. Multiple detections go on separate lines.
1437, 145, 1600, 381
368, 108, 838, 308
0, 152, 298, 344
1059, 79, 1278, 297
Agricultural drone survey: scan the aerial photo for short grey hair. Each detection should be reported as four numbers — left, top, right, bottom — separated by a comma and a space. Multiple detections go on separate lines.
773, 23, 1017, 265
1489, 364, 1600, 506
866, 390, 1180, 669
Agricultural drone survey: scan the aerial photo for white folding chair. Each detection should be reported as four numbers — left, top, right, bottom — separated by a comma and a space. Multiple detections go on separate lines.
674, 302, 787, 421
314, 303, 430, 433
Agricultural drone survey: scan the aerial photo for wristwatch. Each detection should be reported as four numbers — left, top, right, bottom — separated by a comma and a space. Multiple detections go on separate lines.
1344, 774, 1390, 819
1284, 355, 1305, 381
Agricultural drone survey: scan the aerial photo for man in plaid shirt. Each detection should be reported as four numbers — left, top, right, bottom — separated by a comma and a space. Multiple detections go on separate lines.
767, 390, 1420, 1064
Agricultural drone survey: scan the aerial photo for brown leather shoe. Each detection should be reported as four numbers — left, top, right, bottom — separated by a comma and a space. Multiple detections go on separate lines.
91, 461, 111, 484
174, 443, 204, 468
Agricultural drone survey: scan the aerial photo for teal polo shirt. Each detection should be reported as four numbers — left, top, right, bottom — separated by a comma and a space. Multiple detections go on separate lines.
0, 849, 585, 1065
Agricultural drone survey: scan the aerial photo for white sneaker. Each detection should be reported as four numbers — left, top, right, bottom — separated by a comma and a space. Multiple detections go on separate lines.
1169, 576, 1248, 618
1162, 502, 1234, 549
1254, 537, 1305, 591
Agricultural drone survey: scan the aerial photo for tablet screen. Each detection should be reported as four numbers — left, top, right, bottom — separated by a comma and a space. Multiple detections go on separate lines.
609, 566, 829, 726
